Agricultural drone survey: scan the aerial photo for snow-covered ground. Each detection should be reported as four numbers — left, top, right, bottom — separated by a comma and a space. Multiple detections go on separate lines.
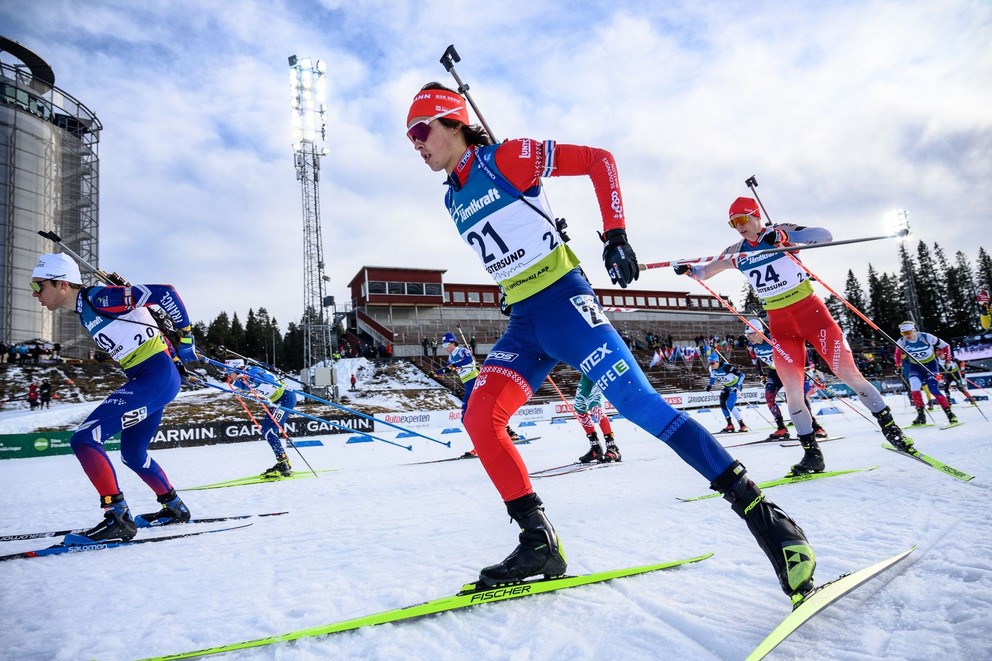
1, 390, 990, 661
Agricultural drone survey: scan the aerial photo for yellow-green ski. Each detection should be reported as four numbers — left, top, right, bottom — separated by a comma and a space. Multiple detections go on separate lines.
141, 553, 712, 660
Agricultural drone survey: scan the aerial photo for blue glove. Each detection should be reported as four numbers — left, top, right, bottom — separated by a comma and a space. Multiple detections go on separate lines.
177, 327, 198, 362
601, 229, 639, 288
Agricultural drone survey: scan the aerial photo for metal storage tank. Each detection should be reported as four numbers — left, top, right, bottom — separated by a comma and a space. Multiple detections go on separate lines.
0, 36, 100, 359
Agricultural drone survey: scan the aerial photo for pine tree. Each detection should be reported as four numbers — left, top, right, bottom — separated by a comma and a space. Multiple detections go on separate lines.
229, 313, 245, 352
932, 244, 954, 327
244, 308, 265, 359
206, 312, 231, 350
739, 284, 762, 315
268, 315, 283, 368
976, 247, 992, 293
945, 251, 977, 338
898, 244, 922, 327
870, 269, 906, 344
842, 270, 872, 342
914, 242, 944, 331
281, 322, 305, 371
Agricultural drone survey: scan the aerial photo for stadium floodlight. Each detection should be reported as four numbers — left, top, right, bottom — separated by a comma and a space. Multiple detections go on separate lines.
885, 208, 911, 241
289, 58, 328, 147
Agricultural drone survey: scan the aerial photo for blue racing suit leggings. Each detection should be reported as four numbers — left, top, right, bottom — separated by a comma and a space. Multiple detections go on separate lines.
463, 269, 735, 501
70, 350, 179, 499
261, 390, 297, 457
719, 387, 739, 418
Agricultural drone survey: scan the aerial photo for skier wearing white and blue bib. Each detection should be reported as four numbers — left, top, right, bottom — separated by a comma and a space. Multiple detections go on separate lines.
434, 332, 480, 418
231, 365, 297, 477
894, 321, 957, 427
31, 253, 198, 542
706, 352, 749, 434
406, 83, 816, 602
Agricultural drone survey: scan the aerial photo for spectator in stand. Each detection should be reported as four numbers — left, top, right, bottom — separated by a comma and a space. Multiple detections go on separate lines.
28, 383, 39, 410
0, 341, 6, 363
431, 338, 438, 356
470, 336, 477, 355
350, 373, 357, 390
40, 380, 52, 408
422, 337, 430, 356
53, 342, 61, 360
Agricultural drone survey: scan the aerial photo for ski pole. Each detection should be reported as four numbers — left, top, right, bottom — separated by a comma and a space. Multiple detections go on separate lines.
440, 45, 498, 142
639, 232, 907, 272
219, 346, 307, 388
200, 355, 450, 447
192, 377, 414, 451
744, 175, 774, 225
239, 378, 320, 477
37, 230, 127, 287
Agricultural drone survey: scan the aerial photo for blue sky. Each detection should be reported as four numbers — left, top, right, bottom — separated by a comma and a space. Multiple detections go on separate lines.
2, 0, 990, 330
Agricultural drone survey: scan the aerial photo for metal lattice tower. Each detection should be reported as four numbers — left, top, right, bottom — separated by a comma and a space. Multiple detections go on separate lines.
288, 55, 332, 375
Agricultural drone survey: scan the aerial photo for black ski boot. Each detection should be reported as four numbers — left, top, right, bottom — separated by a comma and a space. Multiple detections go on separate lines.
135, 488, 192, 526
602, 433, 622, 462
874, 406, 913, 451
711, 461, 815, 602
911, 407, 927, 426
789, 434, 825, 476
479, 494, 567, 587
261, 453, 292, 478
944, 408, 958, 424
76, 493, 137, 543
579, 433, 604, 463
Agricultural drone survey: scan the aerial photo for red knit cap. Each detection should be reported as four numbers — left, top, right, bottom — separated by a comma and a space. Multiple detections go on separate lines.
407, 89, 470, 127
729, 197, 761, 219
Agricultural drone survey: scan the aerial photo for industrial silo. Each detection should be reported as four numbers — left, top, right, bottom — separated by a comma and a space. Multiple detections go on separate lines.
0, 36, 100, 359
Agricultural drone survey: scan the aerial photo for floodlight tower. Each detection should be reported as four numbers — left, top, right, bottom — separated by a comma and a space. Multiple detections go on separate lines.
888, 209, 921, 328
288, 55, 332, 375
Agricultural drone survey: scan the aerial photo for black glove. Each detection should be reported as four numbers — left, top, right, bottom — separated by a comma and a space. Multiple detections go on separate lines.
705, 385, 712, 392
601, 228, 639, 288
759, 230, 780, 248
673, 263, 692, 276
